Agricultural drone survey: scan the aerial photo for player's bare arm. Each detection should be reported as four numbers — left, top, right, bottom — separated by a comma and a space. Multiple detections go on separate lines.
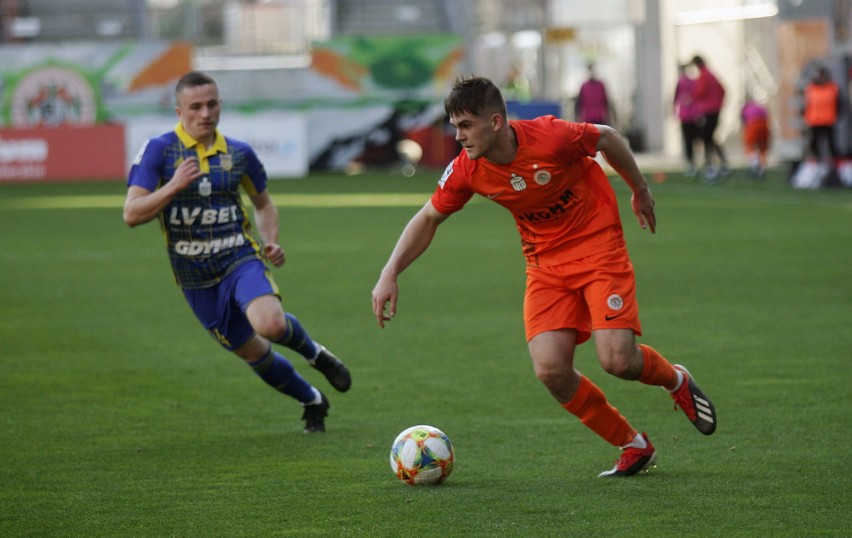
595, 125, 656, 234
123, 157, 204, 227
250, 189, 286, 268
372, 201, 450, 328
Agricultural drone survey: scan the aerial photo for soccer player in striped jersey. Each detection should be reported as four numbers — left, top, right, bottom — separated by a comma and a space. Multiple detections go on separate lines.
372, 75, 716, 477
124, 71, 350, 433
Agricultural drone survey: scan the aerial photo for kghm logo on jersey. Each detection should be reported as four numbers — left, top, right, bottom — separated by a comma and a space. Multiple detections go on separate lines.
517, 187, 577, 224
510, 173, 527, 191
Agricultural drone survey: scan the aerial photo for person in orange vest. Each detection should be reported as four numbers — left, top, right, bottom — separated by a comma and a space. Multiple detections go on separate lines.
802, 64, 840, 164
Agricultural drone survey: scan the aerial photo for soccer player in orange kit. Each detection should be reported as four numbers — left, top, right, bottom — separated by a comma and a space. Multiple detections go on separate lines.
371, 76, 717, 477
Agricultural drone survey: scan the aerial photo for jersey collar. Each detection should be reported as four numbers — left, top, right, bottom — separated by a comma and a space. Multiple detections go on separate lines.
174, 122, 227, 157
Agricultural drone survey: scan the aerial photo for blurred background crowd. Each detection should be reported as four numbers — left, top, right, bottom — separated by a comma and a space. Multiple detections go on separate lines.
0, 0, 849, 186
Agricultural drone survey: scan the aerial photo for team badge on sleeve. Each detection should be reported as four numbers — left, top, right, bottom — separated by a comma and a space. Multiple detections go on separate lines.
438, 162, 454, 188
132, 140, 150, 165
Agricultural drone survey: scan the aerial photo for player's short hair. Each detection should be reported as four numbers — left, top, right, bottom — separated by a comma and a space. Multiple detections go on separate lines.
445, 75, 507, 120
175, 71, 217, 103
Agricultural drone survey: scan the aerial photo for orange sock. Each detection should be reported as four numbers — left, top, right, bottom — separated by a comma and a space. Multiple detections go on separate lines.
562, 376, 636, 447
637, 344, 678, 390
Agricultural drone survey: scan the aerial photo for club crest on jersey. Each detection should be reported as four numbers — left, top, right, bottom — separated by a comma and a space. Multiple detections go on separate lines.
534, 169, 552, 185
220, 153, 233, 171
510, 173, 527, 191
198, 176, 212, 197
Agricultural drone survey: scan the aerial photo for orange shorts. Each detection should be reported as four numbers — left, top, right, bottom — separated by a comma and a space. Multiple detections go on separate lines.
524, 248, 642, 344
744, 118, 770, 153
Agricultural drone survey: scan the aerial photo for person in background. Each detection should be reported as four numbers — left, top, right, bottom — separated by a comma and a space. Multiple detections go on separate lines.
691, 55, 729, 181
504, 62, 532, 103
741, 96, 771, 179
802, 64, 840, 167
372, 75, 717, 478
673, 64, 699, 177
123, 71, 351, 434
575, 63, 612, 125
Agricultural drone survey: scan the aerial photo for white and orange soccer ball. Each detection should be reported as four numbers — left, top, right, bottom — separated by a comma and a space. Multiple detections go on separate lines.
389, 425, 454, 486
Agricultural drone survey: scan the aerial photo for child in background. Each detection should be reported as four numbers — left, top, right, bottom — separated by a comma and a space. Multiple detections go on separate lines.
741, 98, 770, 178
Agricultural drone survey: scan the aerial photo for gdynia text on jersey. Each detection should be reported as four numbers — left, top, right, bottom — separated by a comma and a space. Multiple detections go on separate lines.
174, 233, 246, 256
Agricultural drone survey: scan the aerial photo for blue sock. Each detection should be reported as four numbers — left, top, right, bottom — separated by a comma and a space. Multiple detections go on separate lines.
248, 347, 318, 404
276, 312, 319, 360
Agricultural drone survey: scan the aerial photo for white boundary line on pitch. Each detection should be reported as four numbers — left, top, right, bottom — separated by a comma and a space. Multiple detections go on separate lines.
0, 193, 435, 210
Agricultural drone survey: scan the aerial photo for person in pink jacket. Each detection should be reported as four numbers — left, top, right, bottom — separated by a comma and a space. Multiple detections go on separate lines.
691, 55, 729, 181
575, 63, 612, 125
673, 64, 699, 176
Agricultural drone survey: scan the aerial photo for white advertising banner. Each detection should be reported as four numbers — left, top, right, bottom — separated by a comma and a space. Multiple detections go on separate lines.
126, 111, 308, 179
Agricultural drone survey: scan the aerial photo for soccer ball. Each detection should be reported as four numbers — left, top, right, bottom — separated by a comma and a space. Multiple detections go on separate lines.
389, 425, 454, 486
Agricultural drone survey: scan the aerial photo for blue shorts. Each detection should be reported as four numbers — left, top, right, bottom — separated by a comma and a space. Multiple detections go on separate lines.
183, 259, 280, 351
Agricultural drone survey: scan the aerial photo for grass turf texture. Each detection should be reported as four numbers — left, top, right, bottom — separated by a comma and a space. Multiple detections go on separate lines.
1, 167, 850, 537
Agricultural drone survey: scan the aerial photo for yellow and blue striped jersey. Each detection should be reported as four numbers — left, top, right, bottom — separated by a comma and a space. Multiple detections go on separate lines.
128, 123, 267, 289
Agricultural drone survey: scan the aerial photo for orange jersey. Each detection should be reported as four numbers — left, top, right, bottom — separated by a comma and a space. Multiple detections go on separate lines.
431, 116, 626, 267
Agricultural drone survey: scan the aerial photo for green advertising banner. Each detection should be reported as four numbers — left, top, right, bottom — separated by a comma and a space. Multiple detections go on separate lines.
311, 34, 464, 97
0, 42, 192, 127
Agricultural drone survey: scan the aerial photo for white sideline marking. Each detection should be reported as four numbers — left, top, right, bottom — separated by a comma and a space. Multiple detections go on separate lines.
0, 193, 432, 210
0, 249, 162, 263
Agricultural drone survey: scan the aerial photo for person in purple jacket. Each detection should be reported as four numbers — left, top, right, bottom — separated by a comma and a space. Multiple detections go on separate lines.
575, 63, 612, 125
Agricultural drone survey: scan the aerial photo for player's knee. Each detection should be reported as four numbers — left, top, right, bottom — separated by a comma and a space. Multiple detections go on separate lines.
600, 348, 642, 379
534, 364, 569, 390
252, 315, 288, 342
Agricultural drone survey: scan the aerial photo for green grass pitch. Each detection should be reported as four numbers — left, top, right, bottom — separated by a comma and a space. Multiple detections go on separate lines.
1, 167, 850, 537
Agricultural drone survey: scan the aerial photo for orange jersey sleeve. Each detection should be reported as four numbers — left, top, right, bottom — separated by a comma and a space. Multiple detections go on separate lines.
431, 116, 626, 267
